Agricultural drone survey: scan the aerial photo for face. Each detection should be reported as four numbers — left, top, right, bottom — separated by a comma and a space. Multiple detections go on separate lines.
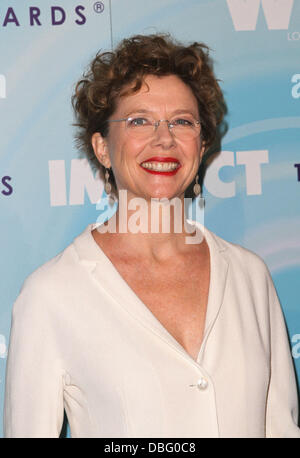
92, 74, 205, 201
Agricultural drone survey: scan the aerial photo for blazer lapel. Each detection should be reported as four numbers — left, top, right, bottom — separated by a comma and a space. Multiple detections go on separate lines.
73, 224, 184, 350
73, 222, 229, 365
196, 224, 229, 363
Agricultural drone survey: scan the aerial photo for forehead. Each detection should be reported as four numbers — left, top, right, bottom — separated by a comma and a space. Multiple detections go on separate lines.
113, 74, 199, 116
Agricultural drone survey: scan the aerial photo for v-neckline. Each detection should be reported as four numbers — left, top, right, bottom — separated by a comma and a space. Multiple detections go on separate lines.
74, 220, 229, 366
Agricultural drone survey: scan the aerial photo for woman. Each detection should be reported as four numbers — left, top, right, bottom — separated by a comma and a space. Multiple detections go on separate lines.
4, 34, 300, 438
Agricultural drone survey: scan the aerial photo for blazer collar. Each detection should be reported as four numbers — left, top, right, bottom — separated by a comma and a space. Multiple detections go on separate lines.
73, 221, 229, 365
73, 221, 228, 261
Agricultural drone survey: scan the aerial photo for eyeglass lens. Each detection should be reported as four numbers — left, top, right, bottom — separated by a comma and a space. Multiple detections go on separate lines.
125, 117, 200, 139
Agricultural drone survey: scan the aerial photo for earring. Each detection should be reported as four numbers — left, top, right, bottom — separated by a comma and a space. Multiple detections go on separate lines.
193, 174, 201, 197
104, 168, 112, 195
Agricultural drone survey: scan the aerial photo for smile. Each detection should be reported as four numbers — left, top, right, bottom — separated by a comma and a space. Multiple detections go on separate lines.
140, 157, 181, 175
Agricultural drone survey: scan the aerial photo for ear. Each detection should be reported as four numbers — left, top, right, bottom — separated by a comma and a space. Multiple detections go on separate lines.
91, 133, 111, 169
199, 141, 206, 162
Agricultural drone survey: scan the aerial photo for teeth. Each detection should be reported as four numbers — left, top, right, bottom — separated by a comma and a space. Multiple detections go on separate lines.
141, 161, 179, 171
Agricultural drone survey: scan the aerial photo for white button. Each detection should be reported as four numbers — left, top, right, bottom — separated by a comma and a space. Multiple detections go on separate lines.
197, 377, 208, 390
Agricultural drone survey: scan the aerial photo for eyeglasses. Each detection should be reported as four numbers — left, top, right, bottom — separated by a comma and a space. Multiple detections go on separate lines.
107, 116, 201, 140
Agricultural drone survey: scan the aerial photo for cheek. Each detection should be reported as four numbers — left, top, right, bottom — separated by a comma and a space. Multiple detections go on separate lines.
181, 138, 202, 160
195, 137, 205, 160
108, 137, 148, 164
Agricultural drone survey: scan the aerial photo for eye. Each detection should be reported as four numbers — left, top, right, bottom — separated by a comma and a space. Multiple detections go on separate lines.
172, 118, 194, 127
127, 117, 151, 127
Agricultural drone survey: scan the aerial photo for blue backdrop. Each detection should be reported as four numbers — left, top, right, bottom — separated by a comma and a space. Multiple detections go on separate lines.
1, 0, 299, 436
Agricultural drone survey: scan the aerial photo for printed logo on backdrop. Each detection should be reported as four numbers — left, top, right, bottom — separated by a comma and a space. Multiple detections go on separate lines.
48, 159, 104, 206
1, 3, 105, 27
0, 335, 7, 359
295, 164, 300, 182
48, 152, 269, 207
0, 74, 13, 196
226, 0, 298, 40
291, 75, 300, 182
1, 176, 13, 196
93, 2, 105, 13
205, 150, 268, 198
0, 74, 6, 99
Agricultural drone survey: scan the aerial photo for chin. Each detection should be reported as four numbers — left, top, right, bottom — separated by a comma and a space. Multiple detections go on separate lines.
146, 187, 184, 201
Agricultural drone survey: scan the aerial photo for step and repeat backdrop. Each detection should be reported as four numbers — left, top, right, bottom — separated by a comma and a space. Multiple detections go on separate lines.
0, 0, 299, 436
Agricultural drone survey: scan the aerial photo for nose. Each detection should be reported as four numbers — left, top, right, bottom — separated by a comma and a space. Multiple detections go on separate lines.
150, 120, 176, 148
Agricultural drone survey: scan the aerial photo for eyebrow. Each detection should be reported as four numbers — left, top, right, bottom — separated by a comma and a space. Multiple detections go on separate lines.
124, 108, 199, 118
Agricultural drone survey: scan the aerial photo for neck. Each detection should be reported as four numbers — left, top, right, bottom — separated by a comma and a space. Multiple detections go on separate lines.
98, 190, 203, 261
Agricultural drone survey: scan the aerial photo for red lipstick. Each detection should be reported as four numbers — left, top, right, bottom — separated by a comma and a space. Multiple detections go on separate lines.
140, 157, 181, 176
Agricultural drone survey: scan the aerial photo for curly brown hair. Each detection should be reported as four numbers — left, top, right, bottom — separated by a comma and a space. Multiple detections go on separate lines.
72, 33, 226, 194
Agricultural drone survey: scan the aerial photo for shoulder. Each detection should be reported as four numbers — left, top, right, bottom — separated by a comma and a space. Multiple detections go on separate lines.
12, 233, 83, 319
24, 243, 79, 293
205, 229, 280, 322
206, 227, 272, 282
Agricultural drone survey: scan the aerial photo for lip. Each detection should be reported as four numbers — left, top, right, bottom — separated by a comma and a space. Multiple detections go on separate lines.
141, 156, 180, 164
139, 156, 181, 176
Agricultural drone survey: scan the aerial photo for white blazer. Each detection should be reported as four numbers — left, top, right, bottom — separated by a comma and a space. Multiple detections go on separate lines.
4, 221, 300, 438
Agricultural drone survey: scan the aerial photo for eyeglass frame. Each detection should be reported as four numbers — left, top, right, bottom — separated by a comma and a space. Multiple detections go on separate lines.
107, 116, 202, 139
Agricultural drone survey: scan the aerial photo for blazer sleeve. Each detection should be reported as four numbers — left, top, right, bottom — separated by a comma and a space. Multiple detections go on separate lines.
265, 268, 300, 437
3, 275, 65, 438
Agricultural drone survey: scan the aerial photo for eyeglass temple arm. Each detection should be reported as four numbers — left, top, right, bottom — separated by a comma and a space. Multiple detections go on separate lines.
107, 118, 128, 123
